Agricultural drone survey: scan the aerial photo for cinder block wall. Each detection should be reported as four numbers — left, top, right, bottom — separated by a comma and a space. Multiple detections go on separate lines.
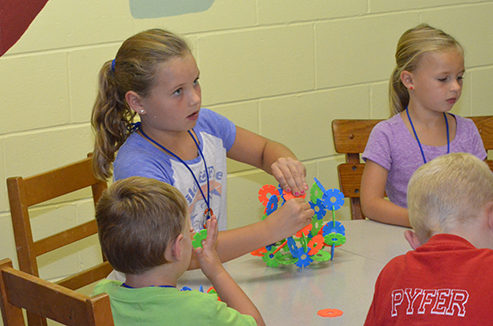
1, 0, 492, 290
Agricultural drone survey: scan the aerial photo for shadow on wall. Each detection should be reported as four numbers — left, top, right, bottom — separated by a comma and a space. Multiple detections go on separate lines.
129, 0, 215, 19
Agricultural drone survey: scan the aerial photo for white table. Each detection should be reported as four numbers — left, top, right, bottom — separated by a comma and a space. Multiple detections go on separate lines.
178, 220, 411, 325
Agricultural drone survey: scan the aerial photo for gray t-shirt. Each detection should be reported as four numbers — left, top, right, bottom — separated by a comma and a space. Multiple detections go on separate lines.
362, 114, 486, 208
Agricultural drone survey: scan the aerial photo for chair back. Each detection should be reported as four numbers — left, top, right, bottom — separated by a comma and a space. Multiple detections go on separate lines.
6, 156, 113, 326
0, 258, 114, 326
331, 116, 493, 220
332, 119, 382, 220
468, 116, 493, 171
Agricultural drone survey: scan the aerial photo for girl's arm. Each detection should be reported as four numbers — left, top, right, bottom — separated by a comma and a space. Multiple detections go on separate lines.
360, 160, 410, 227
187, 126, 315, 269
227, 126, 308, 196
195, 216, 266, 326
188, 197, 314, 269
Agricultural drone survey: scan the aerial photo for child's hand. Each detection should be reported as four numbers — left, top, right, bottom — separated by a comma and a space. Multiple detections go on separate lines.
271, 157, 308, 197
270, 197, 314, 239
194, 215, 225, 280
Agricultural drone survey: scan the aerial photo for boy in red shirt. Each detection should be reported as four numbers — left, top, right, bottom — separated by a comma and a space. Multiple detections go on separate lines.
365, 152, 493, 325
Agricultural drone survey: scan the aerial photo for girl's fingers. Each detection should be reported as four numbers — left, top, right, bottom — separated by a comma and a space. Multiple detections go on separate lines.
272, 158, 307, 196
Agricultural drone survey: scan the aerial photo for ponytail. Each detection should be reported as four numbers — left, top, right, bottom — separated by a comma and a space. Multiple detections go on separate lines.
91, 61, 135, 181
389, 66, 410, 116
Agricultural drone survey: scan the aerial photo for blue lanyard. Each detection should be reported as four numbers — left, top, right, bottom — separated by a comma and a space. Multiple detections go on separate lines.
136, 123, 212, 219
122, 283, 175, 288
406, 108, 450, 164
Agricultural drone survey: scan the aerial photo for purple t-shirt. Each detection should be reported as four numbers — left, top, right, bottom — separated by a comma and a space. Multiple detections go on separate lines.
362, 114, 486, 208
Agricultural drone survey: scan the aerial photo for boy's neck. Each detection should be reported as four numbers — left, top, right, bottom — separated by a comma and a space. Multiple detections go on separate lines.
445, 206, 493, 250
124, 263, 183, 288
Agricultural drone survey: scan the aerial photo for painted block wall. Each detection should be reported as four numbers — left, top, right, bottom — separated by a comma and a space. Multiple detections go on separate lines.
1, 0, 493, 303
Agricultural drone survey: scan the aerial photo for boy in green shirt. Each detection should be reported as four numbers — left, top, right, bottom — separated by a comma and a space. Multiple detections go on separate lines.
94, 176, 264, 326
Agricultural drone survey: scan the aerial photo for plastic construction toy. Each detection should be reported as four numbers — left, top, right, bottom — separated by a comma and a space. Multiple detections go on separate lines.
192, 229, 208, 249
252, 178, 346, 268
180, 285, 220, 301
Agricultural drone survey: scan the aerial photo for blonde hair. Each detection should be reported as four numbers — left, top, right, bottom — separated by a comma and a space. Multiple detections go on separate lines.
95, 176, 188, 275
407, 153, 493, 241
91, 29, 191, 180
389, 24, 463, 116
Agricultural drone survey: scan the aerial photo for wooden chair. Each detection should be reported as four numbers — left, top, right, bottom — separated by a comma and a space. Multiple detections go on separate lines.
332, 119, 382, 220
6, 156, 113, 326
332, 116, 493, 220
0, 258, 114, 326
469, 116, 493, 171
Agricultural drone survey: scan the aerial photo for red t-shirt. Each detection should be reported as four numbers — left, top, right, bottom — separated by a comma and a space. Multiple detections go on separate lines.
365, 233, 493, 325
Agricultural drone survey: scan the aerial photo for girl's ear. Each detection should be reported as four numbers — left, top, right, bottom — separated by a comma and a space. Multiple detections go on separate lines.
125, 91, 146, 115
400, 70, 414, 90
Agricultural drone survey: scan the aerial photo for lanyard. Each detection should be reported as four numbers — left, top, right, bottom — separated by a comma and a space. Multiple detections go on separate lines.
406, 108, 450, 164
136, 123, 212, 220
122, 283, 175, 288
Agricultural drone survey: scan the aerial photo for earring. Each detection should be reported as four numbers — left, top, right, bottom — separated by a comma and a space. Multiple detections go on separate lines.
409, 86, 414, 90
140, 110, 144, 114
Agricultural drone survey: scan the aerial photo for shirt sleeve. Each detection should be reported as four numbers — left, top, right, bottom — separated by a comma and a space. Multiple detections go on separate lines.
363, 301, 376, 326
362, 121, 393, 171
114, 149, 174, 184
197, 108, 237, 152
212, 300, 257, 326
364, 263, 392, 326
467, 119, 487, 160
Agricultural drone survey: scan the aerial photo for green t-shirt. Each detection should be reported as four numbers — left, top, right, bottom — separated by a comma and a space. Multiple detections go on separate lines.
94, 279, 256, 326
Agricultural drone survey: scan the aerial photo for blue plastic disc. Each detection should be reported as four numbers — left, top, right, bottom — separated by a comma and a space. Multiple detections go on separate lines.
265, 195, 279, 215
322, 189, 345, 211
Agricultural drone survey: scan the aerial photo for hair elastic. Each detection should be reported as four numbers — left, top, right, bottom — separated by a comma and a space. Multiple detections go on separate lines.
111, 59, 116, 72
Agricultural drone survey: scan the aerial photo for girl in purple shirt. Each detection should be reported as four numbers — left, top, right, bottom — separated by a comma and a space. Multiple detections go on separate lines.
361, 24, 486, 227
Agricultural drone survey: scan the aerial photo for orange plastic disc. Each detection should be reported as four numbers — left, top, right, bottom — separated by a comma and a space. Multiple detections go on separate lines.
283, 191, 307, 201
258, 185, 279, 206
317, 308, 343, 318
295, 224, 312, 237
250, 247, 267, 256
307, 234, 324, 256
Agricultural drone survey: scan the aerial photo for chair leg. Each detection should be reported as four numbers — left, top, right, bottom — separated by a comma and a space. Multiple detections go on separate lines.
26, 313, 48, 326
351, 198, 364, 220
0, 259, 27, 326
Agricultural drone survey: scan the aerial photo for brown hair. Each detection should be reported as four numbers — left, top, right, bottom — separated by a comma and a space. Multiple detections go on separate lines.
389, 24, 463, 116
95, 176, 188, 275
91, 29, 190, 180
